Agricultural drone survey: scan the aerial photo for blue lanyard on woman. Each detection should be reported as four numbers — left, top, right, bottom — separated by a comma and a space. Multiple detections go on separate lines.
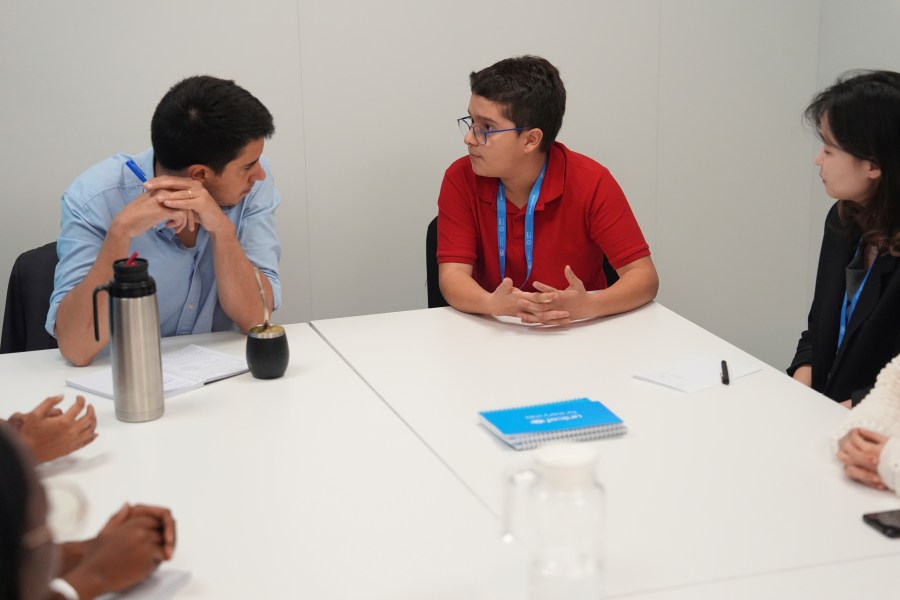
496, 160, 548, 286
837, 245, 876, 349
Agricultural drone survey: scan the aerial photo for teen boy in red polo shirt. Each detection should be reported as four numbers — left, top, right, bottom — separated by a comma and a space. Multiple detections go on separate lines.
437, 55, 658, 325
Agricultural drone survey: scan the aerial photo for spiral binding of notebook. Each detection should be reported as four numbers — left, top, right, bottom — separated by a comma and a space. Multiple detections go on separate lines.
478, 397, 626, 451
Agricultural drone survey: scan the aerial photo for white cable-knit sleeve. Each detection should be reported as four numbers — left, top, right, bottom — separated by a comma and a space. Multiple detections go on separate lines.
877, 437, 900, 493
831, 354, 900, 452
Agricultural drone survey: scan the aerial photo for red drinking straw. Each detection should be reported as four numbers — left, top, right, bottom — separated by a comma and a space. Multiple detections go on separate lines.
124, 252, 139, 266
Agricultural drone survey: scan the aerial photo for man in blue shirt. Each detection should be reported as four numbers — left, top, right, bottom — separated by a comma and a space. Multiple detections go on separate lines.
48, 76, 282, 366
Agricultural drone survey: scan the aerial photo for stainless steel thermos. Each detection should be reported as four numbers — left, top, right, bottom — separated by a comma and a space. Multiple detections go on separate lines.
92, 257, 164, 422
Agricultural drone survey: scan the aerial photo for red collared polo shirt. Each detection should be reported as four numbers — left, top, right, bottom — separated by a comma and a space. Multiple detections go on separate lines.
437, 142, 650, 293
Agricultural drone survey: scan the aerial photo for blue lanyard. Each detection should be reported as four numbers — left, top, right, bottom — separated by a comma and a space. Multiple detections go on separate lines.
837, 246, 876, 349
496, 160, 547, 286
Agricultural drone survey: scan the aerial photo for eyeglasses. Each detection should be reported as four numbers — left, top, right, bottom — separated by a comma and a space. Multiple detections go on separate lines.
457, 116, 527, 146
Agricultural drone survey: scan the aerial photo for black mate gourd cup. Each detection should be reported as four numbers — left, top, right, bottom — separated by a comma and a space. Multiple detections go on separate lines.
246, 324, 289, 379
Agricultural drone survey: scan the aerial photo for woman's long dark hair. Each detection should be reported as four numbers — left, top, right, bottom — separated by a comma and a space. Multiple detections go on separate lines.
806, 70, 900, 255
0, 426, 30, 600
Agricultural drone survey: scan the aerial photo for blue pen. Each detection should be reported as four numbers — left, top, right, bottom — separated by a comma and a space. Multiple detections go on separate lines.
125, 159, 165, 230
125, 159, 148, 183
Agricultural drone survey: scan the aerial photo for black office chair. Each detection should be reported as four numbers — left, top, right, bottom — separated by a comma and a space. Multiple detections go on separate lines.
426, 216, 620, 307
0, 242, 60, 353
601, 254, 619, 287
426, 217, 449, 308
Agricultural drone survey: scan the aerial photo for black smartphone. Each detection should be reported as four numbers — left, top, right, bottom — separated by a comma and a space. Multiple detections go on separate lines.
863, 509, 900, 537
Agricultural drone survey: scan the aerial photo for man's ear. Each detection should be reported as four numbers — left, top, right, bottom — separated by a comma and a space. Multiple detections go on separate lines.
186, 164, 211, 182
523, 128, 544, 154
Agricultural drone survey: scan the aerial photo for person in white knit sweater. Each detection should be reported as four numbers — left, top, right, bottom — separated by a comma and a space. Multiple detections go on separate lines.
834, 353, 900, 492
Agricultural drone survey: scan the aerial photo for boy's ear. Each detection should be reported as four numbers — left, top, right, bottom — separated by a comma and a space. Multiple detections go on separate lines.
523, 128, 544, 154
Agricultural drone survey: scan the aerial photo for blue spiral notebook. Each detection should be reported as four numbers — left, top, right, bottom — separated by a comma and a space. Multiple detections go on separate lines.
479, 397, 627, 450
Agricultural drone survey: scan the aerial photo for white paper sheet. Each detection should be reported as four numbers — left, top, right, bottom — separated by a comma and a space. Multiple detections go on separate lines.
633, 353, 761, 393
98, 569, 191, 600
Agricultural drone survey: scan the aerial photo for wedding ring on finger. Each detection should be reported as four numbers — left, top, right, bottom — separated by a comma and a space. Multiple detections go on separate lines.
187, 189, 193, 200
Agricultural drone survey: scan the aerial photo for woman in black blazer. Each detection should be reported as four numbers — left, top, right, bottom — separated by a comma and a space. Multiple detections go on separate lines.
789, 71, 900, 405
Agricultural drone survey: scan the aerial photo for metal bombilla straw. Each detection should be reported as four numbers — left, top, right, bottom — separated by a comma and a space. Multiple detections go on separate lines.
253, 267, 270, 329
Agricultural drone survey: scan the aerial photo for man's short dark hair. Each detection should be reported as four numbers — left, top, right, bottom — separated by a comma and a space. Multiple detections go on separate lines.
151, 75, 275, 173
469, 56, 566, 153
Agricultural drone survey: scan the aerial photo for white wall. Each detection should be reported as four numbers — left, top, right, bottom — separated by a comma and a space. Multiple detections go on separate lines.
297, 0, 662, 318
654, 0, 819, 370
0, 0, 863, 370
0, 0, 311, 324
809, 1, 900, 308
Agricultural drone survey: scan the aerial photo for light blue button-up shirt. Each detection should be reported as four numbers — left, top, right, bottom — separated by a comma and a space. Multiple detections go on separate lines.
46, 148, 282, 338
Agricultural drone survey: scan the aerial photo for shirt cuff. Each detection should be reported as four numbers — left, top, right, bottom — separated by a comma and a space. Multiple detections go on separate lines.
49, 578, 80, 600
878, 436, 900, 493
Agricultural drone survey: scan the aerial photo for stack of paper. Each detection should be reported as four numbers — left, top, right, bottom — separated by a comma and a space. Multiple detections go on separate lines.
66, 344, 248, 399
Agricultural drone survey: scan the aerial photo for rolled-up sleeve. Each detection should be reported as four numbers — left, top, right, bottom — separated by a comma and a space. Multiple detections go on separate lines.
46, 188, 114, 337
236, 156, 283, 310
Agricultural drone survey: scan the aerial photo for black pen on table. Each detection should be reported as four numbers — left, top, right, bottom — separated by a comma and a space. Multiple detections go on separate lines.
721, 360, 730, 385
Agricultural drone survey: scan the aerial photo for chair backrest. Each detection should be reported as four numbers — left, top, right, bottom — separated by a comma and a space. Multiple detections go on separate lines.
0, 242, 59, 353
426, 215, 620, 308
426, 217, 449, 308
602, 256, 619, 287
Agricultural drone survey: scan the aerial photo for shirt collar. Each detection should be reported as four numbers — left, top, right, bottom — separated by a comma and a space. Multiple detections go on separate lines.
130, 147, 156, 181
475, 142, 566, 210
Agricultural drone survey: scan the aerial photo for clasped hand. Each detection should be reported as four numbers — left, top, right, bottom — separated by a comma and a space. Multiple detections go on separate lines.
115, 176, 230, 237
491, 265, 591, 325
65, 504, 177, 597
837, 428, 889, 490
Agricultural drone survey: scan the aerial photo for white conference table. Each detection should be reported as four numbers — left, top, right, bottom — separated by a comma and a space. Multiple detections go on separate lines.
2, 324, 528, 599
311, 303, 900, 598
612, 554, 900, 600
